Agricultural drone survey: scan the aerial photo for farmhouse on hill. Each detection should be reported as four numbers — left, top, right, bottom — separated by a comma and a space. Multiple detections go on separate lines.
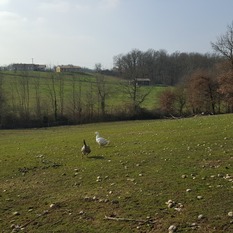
56, 65, 81, 73
8, 63, 46, 71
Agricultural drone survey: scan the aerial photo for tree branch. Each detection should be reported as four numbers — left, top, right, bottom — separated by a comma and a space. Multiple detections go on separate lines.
104, 215, 156, 224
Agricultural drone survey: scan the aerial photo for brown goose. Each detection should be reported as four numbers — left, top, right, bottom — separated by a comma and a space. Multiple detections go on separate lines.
81, 139, 91, 157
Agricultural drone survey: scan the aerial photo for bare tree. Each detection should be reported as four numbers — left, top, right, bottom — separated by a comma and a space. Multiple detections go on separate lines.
186, 69, 219, 114
68, 75, 82, 122
120, 80, 151, 112
85, 82, 95, 121
33, 75, 42, 120
57, 74, 65, 117
16, 72, 30, 121
114, 49, 152, 112
94, 63, 111, 118
47, 74, 58, 121
0, 73, 5, 125
159, 88, 176, 115
211, 21, 233, 68
114, 49, 142, 80
95, 74, 111, 118
95, 63, 102, 73
174, 85, 187, 116
9, 81, 17, 117
217, 67, 233, 112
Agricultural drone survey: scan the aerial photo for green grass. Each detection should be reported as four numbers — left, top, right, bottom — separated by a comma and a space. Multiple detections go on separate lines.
0, 114, 233, 232
0, 71, 165, 116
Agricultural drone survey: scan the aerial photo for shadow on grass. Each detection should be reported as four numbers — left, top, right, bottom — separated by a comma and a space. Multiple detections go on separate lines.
87, 155, 105, 159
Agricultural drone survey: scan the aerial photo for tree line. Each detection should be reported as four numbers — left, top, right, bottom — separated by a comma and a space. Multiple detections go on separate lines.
114, 49, 222, 86
114, 21, 233, 116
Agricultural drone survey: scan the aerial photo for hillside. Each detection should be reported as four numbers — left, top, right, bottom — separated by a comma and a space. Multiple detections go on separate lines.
0, 71, 165, 128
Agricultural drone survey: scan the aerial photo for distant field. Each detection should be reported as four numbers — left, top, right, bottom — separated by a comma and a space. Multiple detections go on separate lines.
0, 114, 232, 232
0, 71, 165, 116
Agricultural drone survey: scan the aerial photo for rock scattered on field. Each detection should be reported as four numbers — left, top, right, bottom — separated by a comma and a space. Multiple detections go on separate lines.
168, 224, 177, 233
190, 222, 199, 230
96, 176, 102, 182
166, 200, 175, 208
10, 224, 21, 232
165, 200, 183, 211
84, 195, 110, 204
49, 203, 56, 208
79, 210, 85, 215
12, 211, 20, 216
197, 214, 204, 220
228, 211, 233, 217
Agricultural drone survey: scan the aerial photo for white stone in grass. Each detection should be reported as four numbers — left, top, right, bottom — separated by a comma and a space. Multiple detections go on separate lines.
96, 176, 101, 182
168, 224, 177, 233
127, 178, 135, 182
166, 200, 174, 204
174, 207, 182, 212
186, 189, 192, 192
168, 203, 174, 208
10, 224, 16, 229
190, 222, 198, 229
177, 203, 184, 208
228, 211, 233, 217
225, 174, 231, 179
50, 203, 56, 208
79, 210, 84, 215
166, 200, 176, 208
198, 214, 204, 220
11, 224, 21, 231
12, 211, 20, 216
197, 195, 203, 200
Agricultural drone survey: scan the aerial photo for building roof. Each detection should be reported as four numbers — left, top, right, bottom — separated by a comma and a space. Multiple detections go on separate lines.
135, 78, 151, 81
57, 65, 81, 69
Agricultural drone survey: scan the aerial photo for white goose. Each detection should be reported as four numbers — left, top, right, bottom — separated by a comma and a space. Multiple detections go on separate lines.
95, 132, 110, 147
81, 139, 91, 157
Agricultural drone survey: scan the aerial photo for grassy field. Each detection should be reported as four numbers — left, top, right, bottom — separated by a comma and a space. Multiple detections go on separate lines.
0, 114, 232, 232
0, 71, 165, 115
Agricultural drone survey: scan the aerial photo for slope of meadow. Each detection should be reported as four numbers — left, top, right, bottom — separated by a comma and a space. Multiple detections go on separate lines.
1, 71, 163, 116
0, 114, 232, 232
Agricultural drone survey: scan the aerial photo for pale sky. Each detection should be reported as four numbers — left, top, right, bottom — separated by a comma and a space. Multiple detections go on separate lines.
0, 0, 232, 69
